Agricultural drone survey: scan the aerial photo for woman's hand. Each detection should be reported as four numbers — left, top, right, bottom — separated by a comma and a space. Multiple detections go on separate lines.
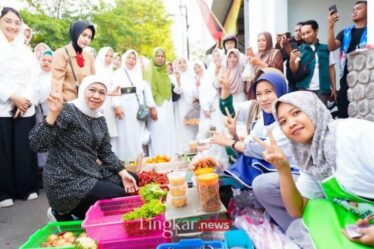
47, 91, 64, 115
253, 129, 290, 171
114, 106, 124, 120
109, 86, 121, 96
45, 91, 64, 125
342, 218, 374, 246
119, 169, 138, 194
225, 107, 239, 138
249, 56, 267, 68
210, 131, 233, 147
150, 107, 158, 121
219, 67, 231, 90
10, 95, 31, 113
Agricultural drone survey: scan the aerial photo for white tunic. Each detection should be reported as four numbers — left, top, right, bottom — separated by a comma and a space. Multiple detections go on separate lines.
111, 67, 155, 161
0, 31, 38, 117
172, 71, 198, 152
94, 47, 118, 137
194, 70, 224, 139
147, 95, 177, 157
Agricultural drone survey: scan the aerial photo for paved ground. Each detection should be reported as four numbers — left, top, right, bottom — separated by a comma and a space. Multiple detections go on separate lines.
0, 190, 49, 249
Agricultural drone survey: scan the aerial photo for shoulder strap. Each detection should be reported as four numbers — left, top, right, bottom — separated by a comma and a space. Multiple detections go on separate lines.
246, 100, 260, 134
123, 68, 144, 106
64, 47, 79, 90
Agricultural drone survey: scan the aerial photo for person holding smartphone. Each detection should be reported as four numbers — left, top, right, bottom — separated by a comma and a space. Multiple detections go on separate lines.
327, 1, 367, 118
111, 50, 156, 161
290, 20, 337, 106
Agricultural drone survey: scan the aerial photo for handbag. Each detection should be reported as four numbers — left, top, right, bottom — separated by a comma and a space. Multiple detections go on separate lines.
64, 47, 80, 93
292, 45, 318, 82
123, 69, 150, 121
172, 84, 181, 102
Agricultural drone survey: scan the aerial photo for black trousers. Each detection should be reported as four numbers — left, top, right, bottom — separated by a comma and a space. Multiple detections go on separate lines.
69, 172, 139, 220
0, 116, 38, 201
337, 77, 349, 118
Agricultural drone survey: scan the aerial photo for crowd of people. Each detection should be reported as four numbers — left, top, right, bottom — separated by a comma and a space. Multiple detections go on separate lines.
0, 1, 373, 248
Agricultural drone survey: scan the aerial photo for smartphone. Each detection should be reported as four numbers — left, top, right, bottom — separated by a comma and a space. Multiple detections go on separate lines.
246, 47, 255, 57
121, 86, 136, 95
290, 41, 299, 51
329, 4, 338, 15
283, 32, 291, 39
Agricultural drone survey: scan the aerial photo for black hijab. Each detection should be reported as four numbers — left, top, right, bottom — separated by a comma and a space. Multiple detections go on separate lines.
69, 21, 95, 53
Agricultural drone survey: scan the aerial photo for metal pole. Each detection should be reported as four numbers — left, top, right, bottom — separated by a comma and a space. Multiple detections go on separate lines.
244, 0, 249, 49
185, 4, 190, 59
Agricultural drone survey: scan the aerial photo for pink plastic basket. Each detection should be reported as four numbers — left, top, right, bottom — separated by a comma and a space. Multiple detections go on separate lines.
98, 231, 171, 249
83, 195, 165, 242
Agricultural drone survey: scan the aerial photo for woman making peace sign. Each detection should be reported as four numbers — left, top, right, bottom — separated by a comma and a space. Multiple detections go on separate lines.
257, 91, 374, 248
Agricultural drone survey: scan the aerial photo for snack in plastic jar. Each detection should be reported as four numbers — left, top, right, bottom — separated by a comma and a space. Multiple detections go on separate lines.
197, 173, 220, 212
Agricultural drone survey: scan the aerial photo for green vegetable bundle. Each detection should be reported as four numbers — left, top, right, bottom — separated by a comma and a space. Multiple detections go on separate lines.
139, 183, 167, 203
122, 199, 166, 221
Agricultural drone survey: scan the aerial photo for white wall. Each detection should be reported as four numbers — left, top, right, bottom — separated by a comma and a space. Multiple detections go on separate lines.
288, 0, 353, 44
248, 0, 288, 52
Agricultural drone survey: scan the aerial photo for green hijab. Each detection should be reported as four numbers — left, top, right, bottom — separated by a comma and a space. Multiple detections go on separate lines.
144, 48, 172, 106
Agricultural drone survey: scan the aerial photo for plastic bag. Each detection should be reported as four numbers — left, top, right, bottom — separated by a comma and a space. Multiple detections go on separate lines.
241, 63, 255, 82
184, 100, 200, 126
286, 219, 314, 249
189, 143, 229, 174
235, 213, 300, 249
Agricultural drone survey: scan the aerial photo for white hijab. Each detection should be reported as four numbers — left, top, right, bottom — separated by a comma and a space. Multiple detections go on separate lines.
121, 49, 143, 85
94, 47, 114, 76
193, 61, 218, 109
70, 75, 110, 118
0, 17, 34, 80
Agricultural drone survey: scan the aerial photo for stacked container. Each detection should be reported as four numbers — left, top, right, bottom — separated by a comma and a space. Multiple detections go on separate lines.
167, 171, 188, 208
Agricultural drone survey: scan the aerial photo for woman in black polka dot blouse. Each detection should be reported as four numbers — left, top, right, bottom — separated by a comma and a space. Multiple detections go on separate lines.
29, 75, 138, 220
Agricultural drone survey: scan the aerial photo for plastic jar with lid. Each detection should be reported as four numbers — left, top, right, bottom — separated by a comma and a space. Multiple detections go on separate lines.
167, 171, 186, 187
196, 173, 221, 212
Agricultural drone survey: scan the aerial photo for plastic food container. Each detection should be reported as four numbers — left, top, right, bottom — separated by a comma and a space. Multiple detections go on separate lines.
170, 195, 187, 208
167, 171, 186, 187
197, 173, 220, 212
169, 183, 187, 197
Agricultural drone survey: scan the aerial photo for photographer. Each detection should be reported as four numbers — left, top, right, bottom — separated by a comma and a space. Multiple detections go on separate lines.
290, 20, 336, 105
327, 1, 367, 118
275, 22, 304, 92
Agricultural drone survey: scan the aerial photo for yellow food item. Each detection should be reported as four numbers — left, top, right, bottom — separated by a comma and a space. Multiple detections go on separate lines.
170, 185, 187, 197
146, 155, 170, 164
171, 197, 187, 208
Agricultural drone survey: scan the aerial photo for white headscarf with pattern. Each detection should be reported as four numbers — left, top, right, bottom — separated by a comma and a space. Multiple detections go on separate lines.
274, 91, 337, 180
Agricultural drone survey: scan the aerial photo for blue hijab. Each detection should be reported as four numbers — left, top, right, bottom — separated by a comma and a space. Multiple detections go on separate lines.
253, 72, 287, 126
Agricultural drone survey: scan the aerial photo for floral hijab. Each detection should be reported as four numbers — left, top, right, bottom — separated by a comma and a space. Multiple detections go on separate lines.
274, 91, 337, 180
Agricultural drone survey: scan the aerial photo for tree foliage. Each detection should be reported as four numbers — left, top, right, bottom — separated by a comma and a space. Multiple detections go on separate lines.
21, 0, 175, 59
